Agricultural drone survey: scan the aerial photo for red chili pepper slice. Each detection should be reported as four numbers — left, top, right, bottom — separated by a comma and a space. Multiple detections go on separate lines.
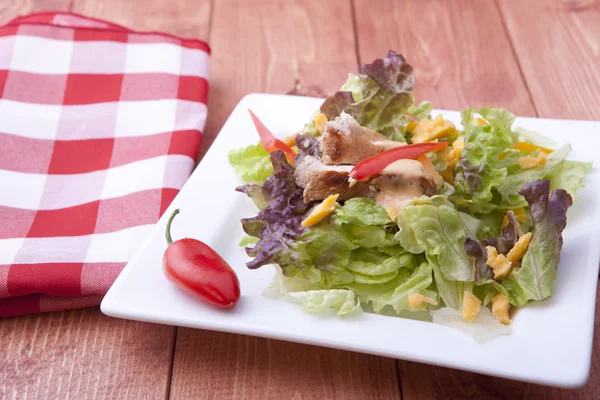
349, 142, 449, 181
248, 109, 296, 165
163, 209, 240, 308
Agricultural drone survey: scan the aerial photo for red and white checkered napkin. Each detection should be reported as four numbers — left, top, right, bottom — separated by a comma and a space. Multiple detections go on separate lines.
0, 12, 210, 317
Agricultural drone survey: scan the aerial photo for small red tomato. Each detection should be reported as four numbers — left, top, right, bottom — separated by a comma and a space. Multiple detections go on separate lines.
163, 209, 240, 308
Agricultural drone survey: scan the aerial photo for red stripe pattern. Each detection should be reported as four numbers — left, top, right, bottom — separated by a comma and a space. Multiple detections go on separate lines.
0, 12, 209, 317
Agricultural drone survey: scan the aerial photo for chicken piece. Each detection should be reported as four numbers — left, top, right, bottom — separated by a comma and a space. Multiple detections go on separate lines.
294, 156, 374, 202
319, 112, 404, 165
294, 156, 438, 203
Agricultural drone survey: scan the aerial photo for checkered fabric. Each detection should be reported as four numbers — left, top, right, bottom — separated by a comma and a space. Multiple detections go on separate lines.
0, 12, 210, 317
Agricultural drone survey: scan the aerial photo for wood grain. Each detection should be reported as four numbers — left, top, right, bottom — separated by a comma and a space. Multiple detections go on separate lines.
498, 0, 600, 120
169, 0, 400, 398
353, 0, 536, 115
0, 308, 176, 399
197, 0, 358, 160
170, 330, 401, 400
0, 0, 72, 24
71, 0, 212, 39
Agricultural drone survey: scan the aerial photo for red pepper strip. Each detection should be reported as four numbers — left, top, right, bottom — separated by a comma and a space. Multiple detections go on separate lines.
248, 109, 296, 165
163, 209, 240, 309
349, 142, 449, 181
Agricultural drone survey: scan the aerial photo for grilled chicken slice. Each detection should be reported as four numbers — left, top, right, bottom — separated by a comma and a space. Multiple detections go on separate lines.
294, 156, 374, 202
294, 156, 437, 203
319, 112, 404, 165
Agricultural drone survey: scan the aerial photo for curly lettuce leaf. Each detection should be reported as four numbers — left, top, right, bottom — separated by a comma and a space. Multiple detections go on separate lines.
429, 258, 473, 310
284, 289, 363, 317
464, 238, 493, 285
239, 235, 259, 247
397, 196, 479, 281
229, 143, 273, 184
347, 250, 415, 276
239, 162, 404, 283
497, 144, 570, 209
502, 180, 573, 306
348, 261, 436, 313
454, 108, 518, 204
334, 197, 394, 226
408, 101, 433, 120
295, 134, 320, 164
236, 184, 266, 209
319, 51, 415, 140
240, 151, 312, 272
547, 160, 592, 200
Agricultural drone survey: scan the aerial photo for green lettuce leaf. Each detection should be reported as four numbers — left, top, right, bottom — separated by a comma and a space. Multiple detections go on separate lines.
319, 51, 415, 141
348, 261, 436, 313
497, 144, 571, 209
347, 250, 415, 276
502, 180, 573, 306
397, 196, 479, 281
239, 235, 259, 247
547, 160, 592, 200
331, 198, 399, 248
408, 101, 433, 120
229, 143, 273, 184
284, 289, 363, 317
429, 258, 472, 310
454, 107, 518, 204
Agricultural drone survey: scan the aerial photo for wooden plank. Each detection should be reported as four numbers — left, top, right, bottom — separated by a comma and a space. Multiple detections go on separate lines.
169, 0, 401, 398
71, 0, 212, 39
170, 330, 401, 400
354, 0, 600, 397
197, 0, 360, 160
353, 0, 536, 115
498, 0, 600, 120
0, 0, 72, 24
0, 308, 176, 399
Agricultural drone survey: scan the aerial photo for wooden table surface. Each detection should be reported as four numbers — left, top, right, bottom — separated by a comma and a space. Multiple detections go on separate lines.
1, 0, 599, 398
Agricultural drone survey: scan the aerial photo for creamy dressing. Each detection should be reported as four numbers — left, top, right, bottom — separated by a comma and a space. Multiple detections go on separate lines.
375, 159, 427, 219
373, 138, 406, 152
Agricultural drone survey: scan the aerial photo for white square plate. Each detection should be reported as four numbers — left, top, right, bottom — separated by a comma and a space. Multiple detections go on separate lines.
102, 94, 600, 388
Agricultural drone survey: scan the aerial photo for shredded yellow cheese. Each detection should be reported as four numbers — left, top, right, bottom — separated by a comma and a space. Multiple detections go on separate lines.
416, 155, 444, 185
283, 133, 297, 147
313, 113, 328, 133
512, 141, 553, 154
406, 121, 418, 133
301, 194, 339, 228
491, 293, 511, 325
511, 208, 527, 223
408, 293, 438, 309
412, 115, 457, 143
519, 152, 547, 169
486, 246, 512, 280
462, 291, 481, 321
441, 136, 465, 184
506, 232, 532, 265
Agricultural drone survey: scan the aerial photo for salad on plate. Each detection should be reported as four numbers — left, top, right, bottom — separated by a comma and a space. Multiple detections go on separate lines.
229, 51, 592, 343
